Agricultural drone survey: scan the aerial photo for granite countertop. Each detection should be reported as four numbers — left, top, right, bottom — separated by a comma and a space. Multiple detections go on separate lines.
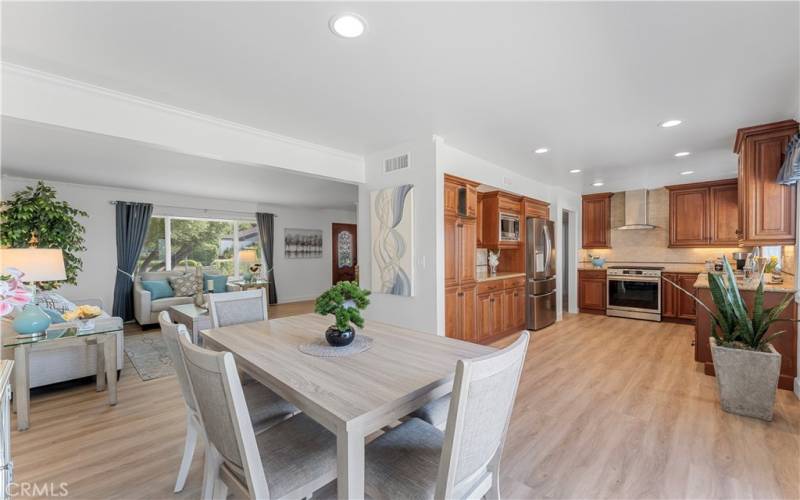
693, 273, 797, 293
476, 271, 526, 282
578, 261, 706, 273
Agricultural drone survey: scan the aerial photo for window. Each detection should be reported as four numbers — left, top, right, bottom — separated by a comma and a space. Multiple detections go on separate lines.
136, 216, 263, 279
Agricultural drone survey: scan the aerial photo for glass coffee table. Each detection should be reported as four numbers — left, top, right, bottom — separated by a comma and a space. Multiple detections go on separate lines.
3, 319, 123, 431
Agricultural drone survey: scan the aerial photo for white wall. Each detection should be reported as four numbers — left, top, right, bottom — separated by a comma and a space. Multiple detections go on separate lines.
357, 137, 438, 334
1, 176, 355, 310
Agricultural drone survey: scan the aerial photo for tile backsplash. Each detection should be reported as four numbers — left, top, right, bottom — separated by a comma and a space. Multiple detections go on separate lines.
579, 188, 795, 272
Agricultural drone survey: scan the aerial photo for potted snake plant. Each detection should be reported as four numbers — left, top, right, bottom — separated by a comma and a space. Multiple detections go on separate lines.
666, 259, 792, 421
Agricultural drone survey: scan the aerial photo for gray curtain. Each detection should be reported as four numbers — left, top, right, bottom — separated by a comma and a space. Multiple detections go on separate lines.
112, 202, 153, 320
256, 212, 278, 304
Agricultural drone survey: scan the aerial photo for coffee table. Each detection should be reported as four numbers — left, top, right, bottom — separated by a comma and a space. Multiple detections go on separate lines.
169, 304, 211, 344
4, 319, 123, 431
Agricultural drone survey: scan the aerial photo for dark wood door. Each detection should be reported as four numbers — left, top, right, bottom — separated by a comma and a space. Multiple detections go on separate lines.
582, 194, 612, 249
676, 273, 698, 320
477, 293, 493, 341
460, 285, 477, 342
513, 286, 526, 328
661, 273, 677, 318
709, 183, 739, 245
490, 293, 503, 335
501, 289, 514, 332
331, 223, 357, 284
669, 187, 709, 246
444, 215, 458, 288
458, 220, 477, 284
747, 133, 796, 243
445, 286, 459, 340
578, 276, 606, 311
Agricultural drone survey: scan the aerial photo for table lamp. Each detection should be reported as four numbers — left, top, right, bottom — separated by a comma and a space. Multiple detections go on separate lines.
0, 247, 67, 336
239, 249, 259, 282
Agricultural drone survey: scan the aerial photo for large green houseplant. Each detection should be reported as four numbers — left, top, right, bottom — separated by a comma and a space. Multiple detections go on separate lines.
0, 181, 88, 289
666, 258, 792, 420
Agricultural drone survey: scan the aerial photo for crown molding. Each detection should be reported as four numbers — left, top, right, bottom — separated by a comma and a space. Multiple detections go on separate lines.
1, 62, 365, 183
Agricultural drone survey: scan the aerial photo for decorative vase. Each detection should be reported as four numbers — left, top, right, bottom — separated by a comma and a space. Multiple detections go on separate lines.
489, 264, 498, 276
710, 338, 781, 421
325, 326, 355, 347
13, 304, 51, 335
78, 318, 96, 332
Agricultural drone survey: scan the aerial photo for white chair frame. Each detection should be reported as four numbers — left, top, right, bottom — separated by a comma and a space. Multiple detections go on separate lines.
207, 289, 268, 329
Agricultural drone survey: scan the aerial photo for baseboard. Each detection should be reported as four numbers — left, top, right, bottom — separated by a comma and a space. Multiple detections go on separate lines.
273, 296, 317, 305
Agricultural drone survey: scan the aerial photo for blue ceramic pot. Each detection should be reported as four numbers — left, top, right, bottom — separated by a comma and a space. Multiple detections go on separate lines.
591, 257, 606, 268
325, 326, 355, 347
13, 304, 52, 335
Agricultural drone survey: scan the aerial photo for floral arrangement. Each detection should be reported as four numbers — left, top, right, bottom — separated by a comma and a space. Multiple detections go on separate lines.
63, 305, 103, 322
0, 268, 33, 317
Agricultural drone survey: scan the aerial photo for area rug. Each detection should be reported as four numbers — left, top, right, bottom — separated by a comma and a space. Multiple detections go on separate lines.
124, 332, 174, 381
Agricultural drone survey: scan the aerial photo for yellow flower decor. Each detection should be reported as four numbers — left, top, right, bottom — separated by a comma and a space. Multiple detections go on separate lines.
62, 305, 102, 321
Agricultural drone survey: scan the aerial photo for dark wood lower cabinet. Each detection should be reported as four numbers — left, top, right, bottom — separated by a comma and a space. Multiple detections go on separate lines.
578, 270, 606, 313
475, 284, 527, 343
445, 284, 477, 342
661, 272, 699, 322
695, 287, 797, 390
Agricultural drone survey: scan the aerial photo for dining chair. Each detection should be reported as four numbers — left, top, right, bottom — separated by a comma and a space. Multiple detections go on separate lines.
177, 331, 338, 500
207, 289, 268, 329
365, 331, 530, 500
158, 312, 297, 493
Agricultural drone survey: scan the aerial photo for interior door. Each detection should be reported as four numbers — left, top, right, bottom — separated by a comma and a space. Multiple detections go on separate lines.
332, 223, 357, 284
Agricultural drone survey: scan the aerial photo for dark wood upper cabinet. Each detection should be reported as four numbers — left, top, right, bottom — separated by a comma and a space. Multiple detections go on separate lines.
582, 193, 613, 249
735, 120, 798, 246
667, 179, 738, 248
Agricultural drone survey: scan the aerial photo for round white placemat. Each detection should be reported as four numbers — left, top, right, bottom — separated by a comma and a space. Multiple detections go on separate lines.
298, 335, 373, 357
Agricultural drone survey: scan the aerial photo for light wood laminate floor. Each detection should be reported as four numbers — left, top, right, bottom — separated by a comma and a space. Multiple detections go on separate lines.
11, 312, 800, 499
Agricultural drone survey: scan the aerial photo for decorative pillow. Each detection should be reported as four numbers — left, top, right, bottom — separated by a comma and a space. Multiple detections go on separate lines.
168, 273, 198, 297
141, 280, 175, 300
34, 292, 77, 313
203, 273, 228, 293
42, 307, 66, 324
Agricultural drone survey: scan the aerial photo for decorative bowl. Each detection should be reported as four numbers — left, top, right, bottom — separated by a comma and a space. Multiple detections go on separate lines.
325, 326, 355, 347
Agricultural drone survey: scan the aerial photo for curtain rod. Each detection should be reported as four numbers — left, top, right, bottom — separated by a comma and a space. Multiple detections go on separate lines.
108, 200, 277, 217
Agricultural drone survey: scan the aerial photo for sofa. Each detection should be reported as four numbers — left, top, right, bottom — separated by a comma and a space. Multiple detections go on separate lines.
133, 268, 239, 326
1, 298, 125, 391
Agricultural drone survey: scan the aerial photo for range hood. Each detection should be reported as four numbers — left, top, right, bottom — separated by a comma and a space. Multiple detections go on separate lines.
616, 189, 656, 230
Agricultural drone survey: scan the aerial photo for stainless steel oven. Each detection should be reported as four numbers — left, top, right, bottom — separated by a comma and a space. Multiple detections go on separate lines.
606, 266, 663, 321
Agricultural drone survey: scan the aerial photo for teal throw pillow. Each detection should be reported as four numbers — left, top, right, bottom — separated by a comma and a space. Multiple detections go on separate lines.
141, 280, 174, 300
203, 274, 229, 293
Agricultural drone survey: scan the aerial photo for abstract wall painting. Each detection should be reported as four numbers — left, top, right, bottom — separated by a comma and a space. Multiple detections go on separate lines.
370, 184, 414, 296
284, 228, 323, 259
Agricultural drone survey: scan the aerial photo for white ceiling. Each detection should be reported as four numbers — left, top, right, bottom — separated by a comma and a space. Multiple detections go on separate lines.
2, 2, 798, 193
1, 117, 358, 209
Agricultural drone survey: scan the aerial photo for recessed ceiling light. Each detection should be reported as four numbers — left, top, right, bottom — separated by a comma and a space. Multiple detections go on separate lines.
659, 119, 683, 128
592, 181, 604, 187
569, 169, 581, 173
680, 170, 694, 175
534, 147, 549, 154
329, 13, 366, 38
674, 151, 691, 157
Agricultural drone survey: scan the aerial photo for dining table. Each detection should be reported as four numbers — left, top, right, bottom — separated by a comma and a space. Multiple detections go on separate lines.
201, 313, 496, 499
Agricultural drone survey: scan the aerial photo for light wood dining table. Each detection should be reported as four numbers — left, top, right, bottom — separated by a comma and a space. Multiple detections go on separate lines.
201, 313, 496, 499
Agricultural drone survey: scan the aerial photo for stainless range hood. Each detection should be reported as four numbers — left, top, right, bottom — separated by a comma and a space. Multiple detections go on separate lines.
616, 189, 656, 230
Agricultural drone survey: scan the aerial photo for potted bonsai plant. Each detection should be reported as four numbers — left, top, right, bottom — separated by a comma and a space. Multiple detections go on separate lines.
666, 258, 792, 421
314, 281, 370, 347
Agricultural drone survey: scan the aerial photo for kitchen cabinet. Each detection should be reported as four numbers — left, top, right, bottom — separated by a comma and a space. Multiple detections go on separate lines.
445, 284, 477, 342
735, 119, 798, 246
666, 179, 738, 247
475, 277, 527, 343
524, 198, 550, 219
445, 215, 477, 287
481, 191, 523, 248
578, 269, 606, 313
661, 272, 699, 321
582, 193, 613, 249
696, 287, 797, 390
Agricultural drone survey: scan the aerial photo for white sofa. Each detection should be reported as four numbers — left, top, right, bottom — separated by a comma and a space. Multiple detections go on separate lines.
1, 298, 125, 391
133, 269, 240, 326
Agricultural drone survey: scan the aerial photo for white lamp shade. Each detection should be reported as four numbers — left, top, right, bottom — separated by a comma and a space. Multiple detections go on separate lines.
0, 248, 67, 282
239, 249, 258, 265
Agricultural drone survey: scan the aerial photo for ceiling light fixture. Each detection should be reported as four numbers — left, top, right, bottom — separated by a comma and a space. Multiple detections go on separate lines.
674, 151, 691, 157
329, 13, 366, 38
569, 169, 581, 173
680, 170, 694, 175
534, 147, 549, 154
659, 119, 683, 128
592, 181, 604, 187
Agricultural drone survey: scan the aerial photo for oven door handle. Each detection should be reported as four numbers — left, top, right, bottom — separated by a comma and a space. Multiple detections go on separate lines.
607, 277, 660, 283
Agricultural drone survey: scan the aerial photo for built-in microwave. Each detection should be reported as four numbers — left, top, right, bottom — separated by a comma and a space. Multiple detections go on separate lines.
499, 213, 520, 241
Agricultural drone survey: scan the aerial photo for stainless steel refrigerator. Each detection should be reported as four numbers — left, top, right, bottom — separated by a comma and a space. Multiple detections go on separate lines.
526, 217, 556, 330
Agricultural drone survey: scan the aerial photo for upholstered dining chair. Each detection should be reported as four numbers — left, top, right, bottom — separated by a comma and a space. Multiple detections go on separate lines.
207, 289, 268, 329
365, 331, 530, 500
177, 332, 338, 500
158, 312, 297, 494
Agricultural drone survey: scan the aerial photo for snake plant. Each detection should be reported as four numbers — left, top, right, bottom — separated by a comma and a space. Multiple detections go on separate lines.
665, 258, 793, 352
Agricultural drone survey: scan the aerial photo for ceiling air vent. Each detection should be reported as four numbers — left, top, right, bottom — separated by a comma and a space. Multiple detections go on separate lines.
384, 153, 410, 173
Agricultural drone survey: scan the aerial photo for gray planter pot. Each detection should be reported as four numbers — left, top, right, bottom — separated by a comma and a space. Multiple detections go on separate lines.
710, 338, 781, 421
